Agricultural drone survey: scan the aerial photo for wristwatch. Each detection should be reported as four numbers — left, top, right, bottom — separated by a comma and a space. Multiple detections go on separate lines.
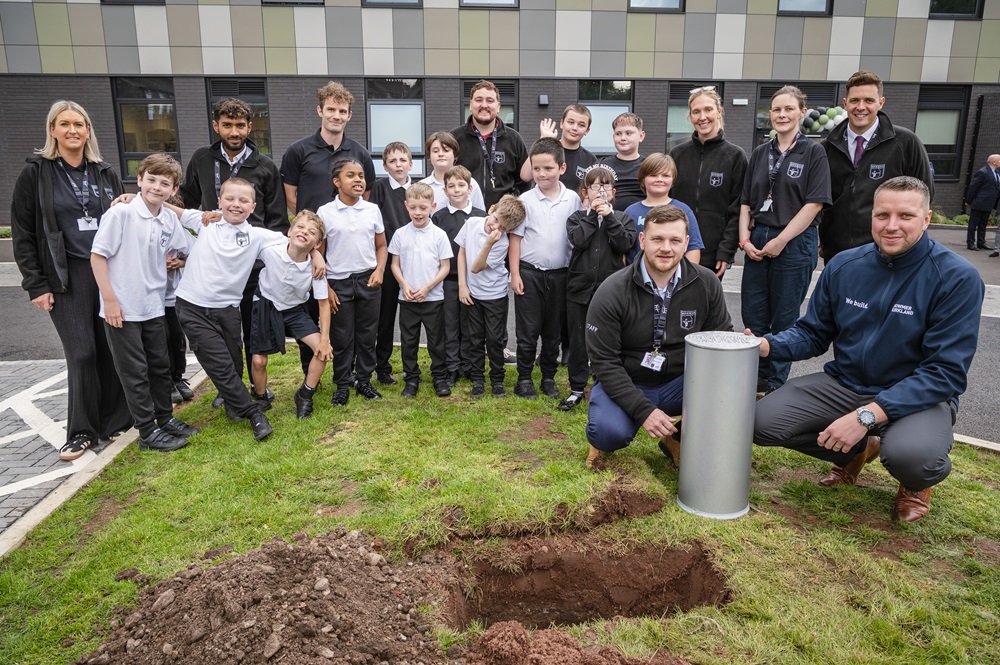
856, 406, 877, 430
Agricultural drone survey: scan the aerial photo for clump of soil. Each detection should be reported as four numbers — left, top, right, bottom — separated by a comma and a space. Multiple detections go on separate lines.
76, 528, 459, 665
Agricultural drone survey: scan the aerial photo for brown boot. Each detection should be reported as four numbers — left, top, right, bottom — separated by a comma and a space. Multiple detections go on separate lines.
893, 485, 932, 522
819, 435, 880, 487
657, 434, 681, 468
585, 445, 605, 469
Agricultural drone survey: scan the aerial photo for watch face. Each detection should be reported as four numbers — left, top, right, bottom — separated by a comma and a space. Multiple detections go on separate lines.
858, 408, 876, 428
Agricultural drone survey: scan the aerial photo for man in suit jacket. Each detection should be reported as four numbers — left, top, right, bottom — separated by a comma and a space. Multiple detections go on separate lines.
965, 154, 1000, 252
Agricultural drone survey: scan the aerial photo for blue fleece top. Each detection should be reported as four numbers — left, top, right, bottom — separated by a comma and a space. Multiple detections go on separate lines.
766, 232, 984, 420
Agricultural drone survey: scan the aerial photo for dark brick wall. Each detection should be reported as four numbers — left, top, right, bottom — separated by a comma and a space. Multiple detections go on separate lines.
722, 80, 758, 155
425, 78, 463, 134
174, 76, 210, 173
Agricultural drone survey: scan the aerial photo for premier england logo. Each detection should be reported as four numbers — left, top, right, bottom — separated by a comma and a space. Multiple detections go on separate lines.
493, 151, 507, 164
235, 231, 250, 247
786, 162, 804, 179
870, 164, 886, 180
709, 172, 724, 187
680, 310, 696, 330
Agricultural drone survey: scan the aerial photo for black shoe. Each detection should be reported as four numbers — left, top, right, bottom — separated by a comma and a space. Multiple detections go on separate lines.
331, 387, 350, 406
540, 378, 560, 399
991, 251, 999, 258
224, 403, 246, 422
249, 411, 272, 441
377, 372, 397, 386
176, 379, 195, 401
471, 381, 485, 399
170, 384, 183, 404
514, 379, 538, 399
294, 389, 314, 419
212, 395, 225, 409
503, 348, 517, 365
356, 382, 382, 400
434, 381, 452, 397
977, 243, 993, 250
253, 391, 273, 412
968, 244, 979, 251
139, 429, 188, 452
59, 433, 94, 461
492, 382, 507, 397
448, 370, 460, 387
558, 391, 585, 411
160, 417, 199, 439
349, 374, 359, 389
401, 382, 419, 398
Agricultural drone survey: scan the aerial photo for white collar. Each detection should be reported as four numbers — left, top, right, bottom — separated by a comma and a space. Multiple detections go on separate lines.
448, 203, 473, 214
221, 144, 250, 166
389, 176, 411, 191
849, 117, 879, 146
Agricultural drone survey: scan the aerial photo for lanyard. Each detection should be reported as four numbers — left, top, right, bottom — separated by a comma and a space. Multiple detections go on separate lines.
473, 122, 498, 189
214, 154, 247, 200
56, 158, 91, 216
651, 278, 677, 351
766, 133, 801, 186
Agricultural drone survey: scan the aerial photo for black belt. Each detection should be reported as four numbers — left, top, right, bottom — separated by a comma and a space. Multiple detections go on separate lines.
519, 261, 568, 274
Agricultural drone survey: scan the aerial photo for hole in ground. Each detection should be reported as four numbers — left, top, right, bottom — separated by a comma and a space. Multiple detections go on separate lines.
450, 540, 730, 629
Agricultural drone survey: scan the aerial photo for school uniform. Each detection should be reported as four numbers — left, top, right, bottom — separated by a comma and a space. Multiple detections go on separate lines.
624, 199, 706, 264
388, 222, 453, 385
91, 196, 190, 438
317, 195, 385, 389
561, 146, 597, 192
456, 217, 510, 385
512, 184, 581, 382
418, 174, 487, 214
174, 216, 287, 419
249, 243, 329, 356
600, 155, 645, 211
370, 177, 411, 379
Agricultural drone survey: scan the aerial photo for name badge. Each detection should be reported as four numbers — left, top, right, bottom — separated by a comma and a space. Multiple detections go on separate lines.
77, 216, 98, 232
760, 197, 772, 213
641, 351, 665, 371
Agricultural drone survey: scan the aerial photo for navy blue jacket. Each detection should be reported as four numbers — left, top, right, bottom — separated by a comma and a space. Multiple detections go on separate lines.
767, 233, 983, 420
965, 164, 1000, 212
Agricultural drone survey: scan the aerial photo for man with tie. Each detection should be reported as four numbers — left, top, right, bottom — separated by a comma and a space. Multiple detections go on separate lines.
965, 154, 1000, 253
820, 71, 933, 261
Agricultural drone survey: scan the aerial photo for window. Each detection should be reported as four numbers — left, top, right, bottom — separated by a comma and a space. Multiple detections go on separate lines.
666, 83, 722, 153
915, 86, 969, 180
628, 0, 683, 10
929, 0, 983, 17
101, 0, 164, 5
260, 0, 324, 5
777, 0, 831, 13
367, 79, 425, 177
360, 0, 421, 6
113, 78, 179, 180
207, 79, 272, 157
755, 82, 837, 146
460, 80, 518, 131
460, 0, 517, 6
578, 81, 633, 156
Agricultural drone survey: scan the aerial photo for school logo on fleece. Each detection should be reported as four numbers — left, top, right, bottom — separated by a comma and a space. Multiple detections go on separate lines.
786, 162, 804, 179
104, 187, 114, 200
870, 164, 886, 180
235, 231, 250, 247
680, 310, 696, 330
493, 151, 507, 164
709, 172, 724, 187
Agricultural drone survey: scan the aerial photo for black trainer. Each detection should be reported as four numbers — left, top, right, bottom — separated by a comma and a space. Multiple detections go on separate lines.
471, 381, 485, 399
514, 379, 538, 399
448, 370, 460, 387
253, 391, 273, 412
160, 417, 199, 438
356, 381, 382, 400
139, 429, 189, 452
558, 391, 585, 411
331, 387, 350, 406
434, 381, 451, 397
211, 395, 225, 409
249, 411, 272, 441
492, 382, 507, 397
170, 384, 183, 404
401, 382, 419, 398
175, 378, 195, 401
294, 388, 315, 419
540, 378, 560, 399
59, 433, 94, 461
377, 372, 397, 386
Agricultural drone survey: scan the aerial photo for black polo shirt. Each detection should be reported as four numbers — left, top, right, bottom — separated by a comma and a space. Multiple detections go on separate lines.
279, 129, 376, 213
741, 137, 831, 228
53, 159, 106, 259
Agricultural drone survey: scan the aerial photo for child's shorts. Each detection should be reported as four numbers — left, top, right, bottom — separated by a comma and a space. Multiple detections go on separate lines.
249, 295, 320, 356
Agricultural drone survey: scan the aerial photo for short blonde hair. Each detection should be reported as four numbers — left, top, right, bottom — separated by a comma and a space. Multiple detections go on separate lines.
405, 182, 435, 202
38, 101, 102, 162
292, 210, 325, 243
492, 194, 526, 231
220, 176, 256, 201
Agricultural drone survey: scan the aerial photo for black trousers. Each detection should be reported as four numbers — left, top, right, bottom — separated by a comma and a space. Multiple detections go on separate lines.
104, 317, 173, 438
176, 298, 259, 419
164, 305, 187, 382
566, 300, 591, 392
299, 293, 320, 376
967, 208, 992, 246
239, 263, 263, 374
328, 269, 381, 388
48, 258, 132, 443
514, 263, 566, 382
461, 295, 508, 384
398, 300, 447, 384
375, 268, 400, 377
442, 279, 471, 375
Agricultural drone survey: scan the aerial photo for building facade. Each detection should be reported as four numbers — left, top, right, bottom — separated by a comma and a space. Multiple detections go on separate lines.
2, 0, 999, 224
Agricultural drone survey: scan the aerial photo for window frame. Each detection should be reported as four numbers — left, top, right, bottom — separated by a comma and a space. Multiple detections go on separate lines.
359, 0, 422, 7
928, 0, 984, 19
100, 0, 165, 5
915, 85, 970, 182
776, 0, 832, 16
459, 0, 518, 7
626, 0, 685, 13
578, 80, 634, 157
206, 78, 272, 158
112, 77, 180, 183
366, 79, 426, 179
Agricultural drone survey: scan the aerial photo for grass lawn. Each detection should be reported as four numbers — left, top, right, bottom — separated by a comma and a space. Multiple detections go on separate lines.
1, 348, 999, 664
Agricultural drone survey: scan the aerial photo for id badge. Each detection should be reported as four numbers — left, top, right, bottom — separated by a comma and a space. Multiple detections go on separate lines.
77, 216, 98, 232
641, 351, 665, 371
760, 197, 772, 213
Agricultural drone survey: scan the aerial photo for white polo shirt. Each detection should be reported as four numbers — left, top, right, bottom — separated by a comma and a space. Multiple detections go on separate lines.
455, 217, 509, 301
317, 196, 385, 280
91, 195, 190, 322
175, 214, 286, 308
387, 221, 453, 302
257, 243, 329, 311
419, 174, 486, 213
513, 183, 581, 270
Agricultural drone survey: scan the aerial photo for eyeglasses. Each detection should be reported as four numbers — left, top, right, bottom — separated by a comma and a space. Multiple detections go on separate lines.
587, 183, 614, 192
689, 85, 717, 95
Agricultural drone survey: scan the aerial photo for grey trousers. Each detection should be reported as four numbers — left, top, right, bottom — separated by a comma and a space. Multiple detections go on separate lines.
754, 372, 954, 491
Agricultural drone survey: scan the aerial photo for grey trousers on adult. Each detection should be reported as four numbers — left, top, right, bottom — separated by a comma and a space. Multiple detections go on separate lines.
104, 317, 173, 438
754, 372, 954, 491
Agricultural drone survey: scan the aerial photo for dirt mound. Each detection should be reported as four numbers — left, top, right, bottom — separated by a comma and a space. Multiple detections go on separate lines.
76, 529, 459, 665
465, 622, 692, 665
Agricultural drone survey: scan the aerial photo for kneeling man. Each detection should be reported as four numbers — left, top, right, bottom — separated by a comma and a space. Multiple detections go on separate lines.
585, 205, 733, 468
751, 176, 984, 522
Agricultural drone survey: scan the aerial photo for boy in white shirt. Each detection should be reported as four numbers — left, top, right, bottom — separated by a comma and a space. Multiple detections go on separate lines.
456, 194, 526, 398
388, 183, 454, 398
419, 131, 486, 212
91, 154, 199, 453
509, 138, 582, 401
249, 210, 333, 419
